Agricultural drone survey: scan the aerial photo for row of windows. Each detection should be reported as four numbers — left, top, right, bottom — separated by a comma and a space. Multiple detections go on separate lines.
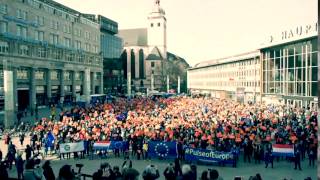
189, 69, 260, 79
190, 81, 261, 88
150, 23, 161, 27
16, 69, 85, 81
194, 58, 259, 72
263, 81, 317, 96
0, 22, 99, 53
0, 41, 101, 65
18, 0, 99, 28
0, 4, 99, 41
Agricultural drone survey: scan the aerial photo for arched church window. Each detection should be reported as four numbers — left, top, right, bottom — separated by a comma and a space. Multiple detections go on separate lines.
158, 23, 160, 27
151, 23, 153, 27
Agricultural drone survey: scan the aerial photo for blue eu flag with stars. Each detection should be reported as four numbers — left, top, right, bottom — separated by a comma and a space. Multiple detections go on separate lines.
148, 141, 177, 159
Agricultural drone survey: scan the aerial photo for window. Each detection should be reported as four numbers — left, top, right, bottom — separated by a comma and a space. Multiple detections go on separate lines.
85, 43, 91, 52
158, 23, 160, 27
38, 47, 46, 58
0, 21, 8, 33
35, 31, 44, 41
66, 53, 74, 61
51, 21, 59, 30
35, 16, 44, 26
85, 31, 90, 39
64, 38, 71, 48
17, 25, 27, 38
49, 34, 58, 45
93, 46, 98, 53
0, 4, 8, 14
151, 23, 153, 27
19, 45, 29, 55
63, 25, 71, 34
35, 70, 44, 80
94, 34, 99, 41
74, 28, 82, 37
17, 69, 28, 79
50, 71, 58, 80
0, 41, 9, 53
151, 62, 155, 67
16, 9, 27, 20
75, 40, 81, 50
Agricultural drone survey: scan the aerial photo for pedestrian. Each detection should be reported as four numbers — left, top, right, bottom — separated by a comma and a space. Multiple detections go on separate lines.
0, 161, 8, 180
294, 149, 302, 170
0, 149, 2, 161
264, 150, 273, 168
308, 146, 315, 167
174, 158, 182, 176
19, 133, 25, 146
42, 160, 55, 180
243, 138, 253, 163
25, 144, 33, 160
163, 163, 175, 180
143, 141, 149, 160
15, 154, 24, 180
200, 170, 209, 180
142, 164, 160, 180
23, 159, 44, 180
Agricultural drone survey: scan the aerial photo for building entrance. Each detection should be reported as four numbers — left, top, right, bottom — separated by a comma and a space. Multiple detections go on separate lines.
18, 89, 29, 111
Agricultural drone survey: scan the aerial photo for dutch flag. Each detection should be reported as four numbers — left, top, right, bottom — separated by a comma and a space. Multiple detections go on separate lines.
272, 144, 294, 157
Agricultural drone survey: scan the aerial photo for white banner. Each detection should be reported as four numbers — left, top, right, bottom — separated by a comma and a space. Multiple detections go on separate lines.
60, 141, 84, 153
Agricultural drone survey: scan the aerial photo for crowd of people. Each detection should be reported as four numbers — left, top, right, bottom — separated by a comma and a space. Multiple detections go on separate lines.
35, 96, 317, 167
0, 95, 318, 179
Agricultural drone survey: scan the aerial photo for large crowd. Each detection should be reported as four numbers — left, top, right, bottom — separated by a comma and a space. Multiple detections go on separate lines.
0, 96, 318, 179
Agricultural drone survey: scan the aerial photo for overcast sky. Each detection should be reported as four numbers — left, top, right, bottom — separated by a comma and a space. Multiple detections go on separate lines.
55, 0, 317, 66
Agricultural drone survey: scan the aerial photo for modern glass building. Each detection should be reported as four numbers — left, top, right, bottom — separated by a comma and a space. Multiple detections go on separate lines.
98, 15, 123, 93
261, 24, 318, 108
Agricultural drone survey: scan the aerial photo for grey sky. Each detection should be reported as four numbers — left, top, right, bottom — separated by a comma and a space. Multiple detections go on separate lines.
55, 0, 317, 66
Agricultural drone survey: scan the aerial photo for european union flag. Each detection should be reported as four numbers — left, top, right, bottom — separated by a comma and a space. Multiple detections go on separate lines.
46, 131, 55, 148
148, 141, 177, 159
109, 141, 125, 150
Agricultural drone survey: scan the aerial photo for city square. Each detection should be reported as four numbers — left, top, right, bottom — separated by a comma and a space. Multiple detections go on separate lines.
0, 0, 318, 180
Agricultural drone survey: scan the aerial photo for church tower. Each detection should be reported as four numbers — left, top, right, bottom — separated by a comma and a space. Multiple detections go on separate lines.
147, 0, 167, 59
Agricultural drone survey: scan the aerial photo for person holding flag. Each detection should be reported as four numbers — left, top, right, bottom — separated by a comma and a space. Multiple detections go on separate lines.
45, 131, 55, 156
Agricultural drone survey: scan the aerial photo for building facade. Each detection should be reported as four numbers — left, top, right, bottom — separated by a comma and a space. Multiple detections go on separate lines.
260, 22, 318, 108
0, 0, 103, 127
118, 0, 189, 94
188, 51, 261, 103
97, 15, 123, 94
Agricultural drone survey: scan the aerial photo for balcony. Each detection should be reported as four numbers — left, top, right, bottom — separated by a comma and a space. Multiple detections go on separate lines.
3, 15, 38, 28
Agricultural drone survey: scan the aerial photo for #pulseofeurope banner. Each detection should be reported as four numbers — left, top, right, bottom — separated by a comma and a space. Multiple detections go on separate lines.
148, 141, 177, 159
184, 147, 235, 164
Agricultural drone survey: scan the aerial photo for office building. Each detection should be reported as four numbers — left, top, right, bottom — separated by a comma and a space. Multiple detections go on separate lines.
0, 0, 103, 127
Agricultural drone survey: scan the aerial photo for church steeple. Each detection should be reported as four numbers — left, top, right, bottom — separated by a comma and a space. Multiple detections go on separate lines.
148, 0, 167, 59
150, 0, 165, 16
